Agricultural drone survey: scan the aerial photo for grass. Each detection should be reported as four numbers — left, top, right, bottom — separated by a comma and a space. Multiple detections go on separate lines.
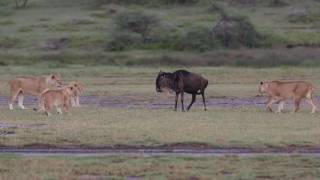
1, 107, 320, 147
1, 154, 320, 179
1, 66, 320, 148
1, 66, 320, 97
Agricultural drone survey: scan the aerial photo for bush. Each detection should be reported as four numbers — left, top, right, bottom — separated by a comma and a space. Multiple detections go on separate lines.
287, 8, 320, 24
0, 37, 21, 48
212, 15, 263, 48
114, 11, 158, 41
269, 0, 288, 7
94, 0, 200, 6
106, 31, 143, 51
0, 7, 12, 17
157, 26, 219, 52
0, 0, 10, 7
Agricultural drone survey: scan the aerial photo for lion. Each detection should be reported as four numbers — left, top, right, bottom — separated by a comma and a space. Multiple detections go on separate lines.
258, 80, 317, 113
35, 85, 76, 116
68, 81, 84, 107
8, 73, 62, 110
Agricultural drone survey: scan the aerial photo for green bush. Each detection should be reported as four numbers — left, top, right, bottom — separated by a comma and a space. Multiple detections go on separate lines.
0, 7, 12, 17
212, 15, 263, 48
156, 26, 219, 52
106, 31, 143, 51
287, 9, 320, 24
114, 11, 158, 41
0, 37, 21, 48
94, 0, 200, 6
0, 0, 10, 7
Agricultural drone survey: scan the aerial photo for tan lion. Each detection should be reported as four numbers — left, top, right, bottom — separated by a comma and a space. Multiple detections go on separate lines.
258, 80, 317, 113
35, 86, 76, 116
8, 73, 62, 110
68, 81, 84, 107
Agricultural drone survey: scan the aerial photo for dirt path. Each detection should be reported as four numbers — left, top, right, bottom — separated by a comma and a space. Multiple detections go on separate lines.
1, 95, 318, 109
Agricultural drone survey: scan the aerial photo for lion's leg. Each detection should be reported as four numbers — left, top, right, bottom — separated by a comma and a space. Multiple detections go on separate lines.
306, 98, 317, 113
45, 103, 53, 116
277, 101, 285, 113
76, 96, 80, 107
9, 90, 20, 110
56, 107, 63, 115
294, 98, 301, 113
17, 93, 26, 109
71, 97, 76, 107
266, 97, 277, 112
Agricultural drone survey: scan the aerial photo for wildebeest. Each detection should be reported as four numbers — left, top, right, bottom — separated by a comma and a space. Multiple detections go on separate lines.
156, 70, 208, 111
258, 80, 317, 113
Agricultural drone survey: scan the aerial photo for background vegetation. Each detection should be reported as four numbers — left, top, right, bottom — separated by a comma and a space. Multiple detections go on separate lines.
1, 0, 320, 67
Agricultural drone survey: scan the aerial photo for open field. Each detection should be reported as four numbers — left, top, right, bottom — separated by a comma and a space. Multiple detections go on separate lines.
1, 66, 320, 148
1, 66, 320, 97
2, 0, 320, 178
1, 106, 320, 148
1, 154, 320, 180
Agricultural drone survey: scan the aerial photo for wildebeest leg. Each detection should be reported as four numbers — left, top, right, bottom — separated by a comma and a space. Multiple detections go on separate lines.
174, 92, 179, 111
201, 92, 207, 111
187, 94, 196, 111
181, 92, 185, 112
306, 98, 317, 113
18, 93, 26, 109
294, 98, 301, 112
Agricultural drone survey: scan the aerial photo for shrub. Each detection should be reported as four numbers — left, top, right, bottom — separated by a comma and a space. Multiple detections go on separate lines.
114, 11, 158, 41
0, 7, 12, 17
287, 8, 320, 24
157, 26, 219, 52
0, 37, 21, 48
269, 0, 288, 7
0, 0, 10, 7
94, 0, 200, 6
212, 15, 263, 48
106, 31, 143, 51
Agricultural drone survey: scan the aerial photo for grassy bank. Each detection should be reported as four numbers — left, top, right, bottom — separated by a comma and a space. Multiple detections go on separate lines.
1, 154, 320, 180
1, 107, 320, 148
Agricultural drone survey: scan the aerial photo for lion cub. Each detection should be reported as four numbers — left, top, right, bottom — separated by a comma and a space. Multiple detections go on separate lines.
68, 81, 84, 107
35, 86, 76, 116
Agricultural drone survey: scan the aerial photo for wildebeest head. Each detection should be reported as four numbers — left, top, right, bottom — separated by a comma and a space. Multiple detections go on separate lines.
156, 70, 177, 93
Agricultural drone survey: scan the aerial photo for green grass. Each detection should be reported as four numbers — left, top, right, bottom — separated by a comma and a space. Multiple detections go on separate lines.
1, 155, 320, 180
1, 66, 320, 148
1, 107, 320, 147
1, 66, 320, 97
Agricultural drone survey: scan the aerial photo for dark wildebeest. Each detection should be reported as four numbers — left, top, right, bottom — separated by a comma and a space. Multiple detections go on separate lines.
156, 70, 208, 111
